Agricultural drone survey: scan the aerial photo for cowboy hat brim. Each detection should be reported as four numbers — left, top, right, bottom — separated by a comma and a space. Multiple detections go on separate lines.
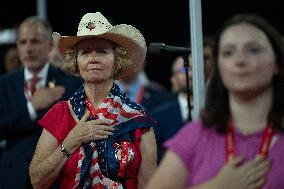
53, 24, 146, 79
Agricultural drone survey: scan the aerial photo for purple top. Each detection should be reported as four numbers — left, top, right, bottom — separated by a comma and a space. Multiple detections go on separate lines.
165, 121, 284, 188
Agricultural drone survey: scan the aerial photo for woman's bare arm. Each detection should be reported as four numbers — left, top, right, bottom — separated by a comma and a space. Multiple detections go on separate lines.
145, 150, 188, 189
29, 112, 114, 189
29, 129, 69, 189
137, 127, 157, 189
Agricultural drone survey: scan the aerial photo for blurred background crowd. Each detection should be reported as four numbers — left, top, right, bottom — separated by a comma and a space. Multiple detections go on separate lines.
1, 0, 283, 88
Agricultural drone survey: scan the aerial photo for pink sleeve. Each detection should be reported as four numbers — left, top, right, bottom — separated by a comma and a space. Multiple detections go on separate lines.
164, 121, 203, 167
38, 101, 76, 143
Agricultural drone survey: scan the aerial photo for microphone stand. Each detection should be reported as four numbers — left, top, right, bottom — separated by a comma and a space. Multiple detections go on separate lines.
182, 55, 192, 121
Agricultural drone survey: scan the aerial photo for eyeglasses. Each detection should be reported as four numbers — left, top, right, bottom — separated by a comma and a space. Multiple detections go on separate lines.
178, 67, 186, 73
174, 66, 191, 74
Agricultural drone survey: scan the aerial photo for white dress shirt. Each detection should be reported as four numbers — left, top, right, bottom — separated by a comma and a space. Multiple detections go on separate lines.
178, 93, 194, 122
24, 63, 50, 120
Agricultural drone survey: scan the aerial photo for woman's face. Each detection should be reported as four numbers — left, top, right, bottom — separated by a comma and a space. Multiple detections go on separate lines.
218, 23, 278, 97
77, 38, 115, 83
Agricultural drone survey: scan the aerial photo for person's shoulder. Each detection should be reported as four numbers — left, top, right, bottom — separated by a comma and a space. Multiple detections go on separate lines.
164, 121, 204, 152
184, 120, 216, 132
49, 65, 83, 85
0, 69, 23, 80
41, 101, 70, 123
172, 120, 214, 140
181, 120, 203, 131
54, 100, 69, 107
144, 82, 173, 98
165, 121, 209, 148
39, 100, 73, 141
52, 66, 80, 80
48, 100, 69, 112
146, 81, 168, 91
61, 73, 82, 82
0, 69, 23, 85
152, 93, 179, 112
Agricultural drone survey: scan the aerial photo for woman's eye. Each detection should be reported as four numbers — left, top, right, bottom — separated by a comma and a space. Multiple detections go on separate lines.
81, 49, 91, 55
98, 49, 108, 54
79, 48, 112, 56
248, 47, 262, 54
220, 50, 233, 57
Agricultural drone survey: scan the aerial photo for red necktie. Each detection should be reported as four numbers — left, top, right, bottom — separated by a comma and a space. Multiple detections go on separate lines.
29, 75, 40, 96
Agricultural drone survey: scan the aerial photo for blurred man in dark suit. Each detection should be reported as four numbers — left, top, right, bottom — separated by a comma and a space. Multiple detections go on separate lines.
152, 56, 193, 163
0, 16, 82, 189
116, 60, 171, 113
153, 38, 214, 163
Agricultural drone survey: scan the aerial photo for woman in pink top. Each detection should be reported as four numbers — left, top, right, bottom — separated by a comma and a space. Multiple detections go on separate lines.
146, 14, 284, 189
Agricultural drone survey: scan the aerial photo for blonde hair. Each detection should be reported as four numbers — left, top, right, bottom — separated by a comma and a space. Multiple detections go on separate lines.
61, 46, 130, 78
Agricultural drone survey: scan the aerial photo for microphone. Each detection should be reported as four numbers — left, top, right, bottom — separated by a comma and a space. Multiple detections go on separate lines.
148, 43, 191, 55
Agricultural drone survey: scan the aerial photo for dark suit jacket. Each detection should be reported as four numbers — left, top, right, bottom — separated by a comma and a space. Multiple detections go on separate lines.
152, 94, 190, 163
140, 81, 172, 114
0, 65, 82, 189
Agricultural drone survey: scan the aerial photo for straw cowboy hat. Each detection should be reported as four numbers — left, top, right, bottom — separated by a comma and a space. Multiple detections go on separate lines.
53, 12, 147, 79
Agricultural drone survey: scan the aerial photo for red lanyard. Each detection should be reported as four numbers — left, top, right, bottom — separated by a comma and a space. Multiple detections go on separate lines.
135, 85, 144, 104
85, 95, 98, 119
225, 121, 274, 162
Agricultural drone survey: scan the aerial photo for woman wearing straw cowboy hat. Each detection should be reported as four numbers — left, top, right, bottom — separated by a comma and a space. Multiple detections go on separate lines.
29, 12, 157, 189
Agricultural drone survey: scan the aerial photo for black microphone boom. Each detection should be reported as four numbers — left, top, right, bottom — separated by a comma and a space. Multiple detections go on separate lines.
148, 43, 191, 55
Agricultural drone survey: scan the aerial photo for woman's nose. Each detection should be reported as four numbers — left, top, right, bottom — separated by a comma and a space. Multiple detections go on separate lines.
235, 51, 247, 65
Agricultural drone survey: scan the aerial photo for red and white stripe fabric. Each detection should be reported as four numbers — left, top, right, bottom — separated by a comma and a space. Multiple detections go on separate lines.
74, 92, 144, 189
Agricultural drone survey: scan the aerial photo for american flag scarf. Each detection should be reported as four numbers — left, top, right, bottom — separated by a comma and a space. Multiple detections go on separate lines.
69, 83, 147, 189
